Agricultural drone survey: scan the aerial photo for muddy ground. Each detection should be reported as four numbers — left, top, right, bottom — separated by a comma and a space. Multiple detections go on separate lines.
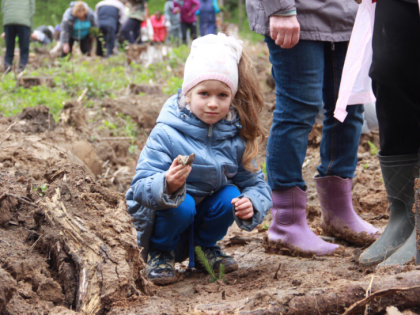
1, 45, 420, 315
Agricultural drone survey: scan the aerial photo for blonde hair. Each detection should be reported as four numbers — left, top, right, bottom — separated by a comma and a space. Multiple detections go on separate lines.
232, 51, 267, 173
72, 2, 88, 19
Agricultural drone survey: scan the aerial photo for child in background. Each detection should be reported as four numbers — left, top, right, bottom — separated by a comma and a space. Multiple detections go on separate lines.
164, 0, 181, 45
126, 33, 272, 285
174, 0, 200, 44
150, 11, 167, 43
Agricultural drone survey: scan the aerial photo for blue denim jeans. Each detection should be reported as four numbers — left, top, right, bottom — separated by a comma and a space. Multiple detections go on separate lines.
265, 37, 364, 191
4, 24, 30, 69
150, 185, 239, 260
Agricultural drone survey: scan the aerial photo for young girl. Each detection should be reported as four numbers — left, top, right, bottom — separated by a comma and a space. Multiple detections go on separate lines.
126, 33, 272, 285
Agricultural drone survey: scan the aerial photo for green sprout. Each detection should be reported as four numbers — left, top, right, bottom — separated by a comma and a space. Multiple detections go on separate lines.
367, 141, 379, 156
195, 246, 225, 283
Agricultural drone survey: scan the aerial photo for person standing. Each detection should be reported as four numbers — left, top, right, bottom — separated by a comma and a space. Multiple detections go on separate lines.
196, 0, 219, 36
119, 0, 146, 44
359, 0, 420, 267
164, 0, 181, 44
246, 0, 380, 256
60, 1, 96, 57
95, 0, 126, 57
1, 0, 35, 72
174, 0, 200, 45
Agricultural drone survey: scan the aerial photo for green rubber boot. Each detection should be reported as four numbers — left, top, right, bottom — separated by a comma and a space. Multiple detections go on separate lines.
359, 154, 418, 266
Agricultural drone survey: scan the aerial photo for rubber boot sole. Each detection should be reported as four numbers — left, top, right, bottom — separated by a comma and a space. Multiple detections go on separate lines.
148, 273, 178, 286
321, 220, 378, 247
262, 235, 345, 258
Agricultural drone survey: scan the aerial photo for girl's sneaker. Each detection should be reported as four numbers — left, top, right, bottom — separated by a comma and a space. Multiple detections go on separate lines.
146, 250, 177, 285
196, 246, 238, 274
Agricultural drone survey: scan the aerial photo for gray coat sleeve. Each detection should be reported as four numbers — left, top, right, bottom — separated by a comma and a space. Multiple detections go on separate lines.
60, 8, 73, 44
260, 0, 295, 16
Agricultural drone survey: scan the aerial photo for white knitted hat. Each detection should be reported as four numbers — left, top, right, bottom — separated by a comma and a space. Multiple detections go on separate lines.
182, 33, 243, 96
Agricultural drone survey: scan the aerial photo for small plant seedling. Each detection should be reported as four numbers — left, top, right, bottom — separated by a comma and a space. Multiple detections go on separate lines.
128, 144, 138, 154
195, 246, 225, 283
364, 163, 369, 170
33, 183, 48, 196
367, 141, 379, 156
261, 223, 269, 231
261, 162, 267, 177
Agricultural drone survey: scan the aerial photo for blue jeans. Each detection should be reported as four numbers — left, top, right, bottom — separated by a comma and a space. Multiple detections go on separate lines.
4, 24, 30, 69
119, 18, 141, 44
265, 37, 364, 191
97, 24, 117, 57
150, 185, 239, 260
199, 12, 216, 36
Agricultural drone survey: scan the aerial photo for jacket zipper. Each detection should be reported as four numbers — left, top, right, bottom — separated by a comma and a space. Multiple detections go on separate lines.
207, 125, 220, 194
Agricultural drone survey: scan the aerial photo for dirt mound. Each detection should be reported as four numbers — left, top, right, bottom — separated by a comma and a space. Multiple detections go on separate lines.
0, 140, 151, 314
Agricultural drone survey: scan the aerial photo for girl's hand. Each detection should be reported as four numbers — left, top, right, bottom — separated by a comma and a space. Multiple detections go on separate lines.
166, 157, 192, 194
231, 197, 254, 220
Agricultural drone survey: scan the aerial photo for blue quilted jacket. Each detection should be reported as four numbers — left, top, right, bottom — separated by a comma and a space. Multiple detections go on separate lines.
126, 92, 272, 260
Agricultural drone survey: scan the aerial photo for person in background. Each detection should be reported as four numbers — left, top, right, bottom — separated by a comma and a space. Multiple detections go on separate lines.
119, 0, 146, 44
31, 25, 54, 45
246, 0, 380, 257
60, 1, 96, 57
1, 0, 36, 72
164, 0, 181, 44
196, 0, 219, 36
95, 0, 126, 57
174, 0, 200, 45
150, 11, 167, 43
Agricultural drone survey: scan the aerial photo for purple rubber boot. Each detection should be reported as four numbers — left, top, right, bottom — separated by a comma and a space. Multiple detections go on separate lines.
314, 175, 380, 246
264, 186, 341, 257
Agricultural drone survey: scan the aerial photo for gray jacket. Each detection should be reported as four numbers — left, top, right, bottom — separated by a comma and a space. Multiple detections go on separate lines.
60, 1, 97, 44
246, 0, 358, 42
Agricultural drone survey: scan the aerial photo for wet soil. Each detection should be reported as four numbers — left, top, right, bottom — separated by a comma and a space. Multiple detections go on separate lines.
1, 46, 420, 315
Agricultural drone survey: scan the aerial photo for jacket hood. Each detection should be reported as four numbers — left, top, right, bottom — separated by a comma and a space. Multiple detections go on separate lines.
156, 91, 242, 141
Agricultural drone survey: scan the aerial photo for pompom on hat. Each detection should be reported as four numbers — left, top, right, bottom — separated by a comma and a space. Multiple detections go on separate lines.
182, 33, 243, 96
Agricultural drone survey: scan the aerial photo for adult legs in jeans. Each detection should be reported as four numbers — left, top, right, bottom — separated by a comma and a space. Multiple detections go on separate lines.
4, 25, 16, 70
97, 25, 116, 57
199, 14, 216, 36
4, 25, 30, 71
264, 38, 374, 255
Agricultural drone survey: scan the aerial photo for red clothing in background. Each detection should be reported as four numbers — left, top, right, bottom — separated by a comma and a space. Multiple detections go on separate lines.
150, 14, 167, 42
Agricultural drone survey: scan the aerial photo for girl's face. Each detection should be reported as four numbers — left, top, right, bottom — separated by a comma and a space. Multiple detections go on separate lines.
187, 80, 232, 125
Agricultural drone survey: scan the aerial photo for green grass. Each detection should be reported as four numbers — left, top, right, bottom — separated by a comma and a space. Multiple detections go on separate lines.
0, 46, 190, 121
